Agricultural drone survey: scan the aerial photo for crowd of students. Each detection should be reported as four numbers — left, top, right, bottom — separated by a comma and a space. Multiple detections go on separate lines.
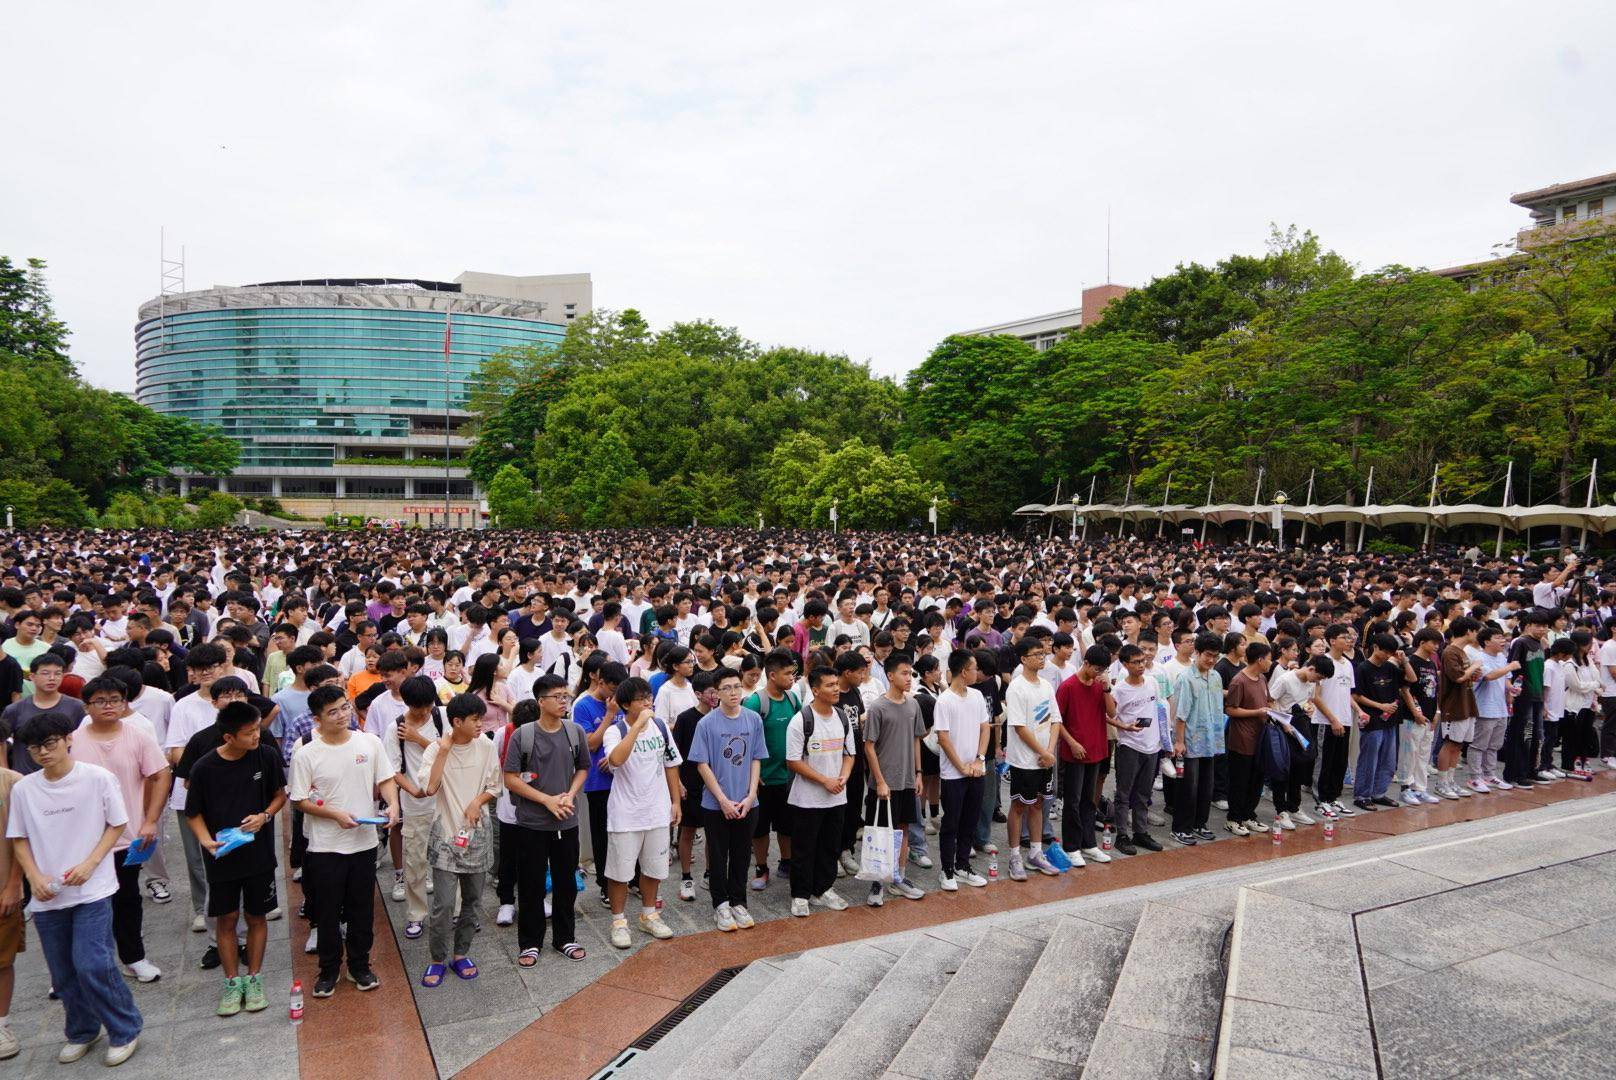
0, 525, 1612, 1067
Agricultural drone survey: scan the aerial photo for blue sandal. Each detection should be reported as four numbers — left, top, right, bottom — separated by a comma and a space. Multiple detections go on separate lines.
421, 963, 446, 988
450, 957, 479, 980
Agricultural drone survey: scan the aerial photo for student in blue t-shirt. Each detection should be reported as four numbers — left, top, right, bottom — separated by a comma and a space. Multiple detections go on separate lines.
688, 667, 765, 932
570, 657, 628, 896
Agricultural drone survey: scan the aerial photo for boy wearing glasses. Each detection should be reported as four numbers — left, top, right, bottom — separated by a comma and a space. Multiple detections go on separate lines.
7, 712, 143, 1067
67, 676, 171, 986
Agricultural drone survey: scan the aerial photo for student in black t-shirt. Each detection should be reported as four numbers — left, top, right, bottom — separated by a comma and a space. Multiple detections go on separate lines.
184, 701, 287, 1017
1351, 633, 1407, 811
834, 651, 870, 874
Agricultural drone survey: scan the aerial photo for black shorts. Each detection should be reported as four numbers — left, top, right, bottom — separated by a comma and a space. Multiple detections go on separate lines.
680, 789, 703, 828
207, 870, 277, 918
920, 741, 940, 778
864, 788, 918, 827
1009, 766, 1053, 804
753, 783, 792, 838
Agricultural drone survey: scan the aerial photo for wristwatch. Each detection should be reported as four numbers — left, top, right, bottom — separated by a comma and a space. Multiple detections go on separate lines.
975, 755, 986, 762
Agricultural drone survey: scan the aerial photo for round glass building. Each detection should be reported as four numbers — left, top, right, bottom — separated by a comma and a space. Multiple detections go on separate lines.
134, 275, 582, 516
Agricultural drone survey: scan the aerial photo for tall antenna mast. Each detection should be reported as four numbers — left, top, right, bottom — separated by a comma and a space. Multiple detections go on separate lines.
159, 228, 186, 352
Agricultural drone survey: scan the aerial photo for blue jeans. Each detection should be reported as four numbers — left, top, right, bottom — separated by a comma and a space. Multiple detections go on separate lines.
905, 790, 928, 860
34, 898, 143, 1047
1353, 727, 1400, 801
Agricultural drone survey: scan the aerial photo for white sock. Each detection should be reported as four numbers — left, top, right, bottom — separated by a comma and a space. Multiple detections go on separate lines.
1029, 842, 1042, 855
0, 1014, 9, 1030
641, 905, 657, 919
717, 901, 730, 913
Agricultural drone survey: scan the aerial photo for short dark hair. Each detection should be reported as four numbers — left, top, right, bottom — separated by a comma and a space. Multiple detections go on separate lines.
400, 675, 438, 709
209, 675, 250, 700
216, 700, 262, 737
307, 683, 348, 718
16, 710, 76, 747
29, 651, 65, 673
446, 692, 488, 723
80, 675, 128, 703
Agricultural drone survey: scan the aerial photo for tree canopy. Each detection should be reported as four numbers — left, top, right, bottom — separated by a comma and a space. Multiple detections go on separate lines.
0, 257, 239, 522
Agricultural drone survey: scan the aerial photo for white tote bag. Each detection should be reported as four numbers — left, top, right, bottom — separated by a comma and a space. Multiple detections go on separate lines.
856, 797, 900, 883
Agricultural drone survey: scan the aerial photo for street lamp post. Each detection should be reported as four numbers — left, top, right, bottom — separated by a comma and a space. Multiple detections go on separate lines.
830, 499, 839, 534
1273, 491, 1289, 551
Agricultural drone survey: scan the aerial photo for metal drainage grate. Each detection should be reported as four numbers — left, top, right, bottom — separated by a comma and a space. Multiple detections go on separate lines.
631, 964, 747, 1050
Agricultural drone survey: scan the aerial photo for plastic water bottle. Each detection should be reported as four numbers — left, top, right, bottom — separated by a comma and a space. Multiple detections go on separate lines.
288, 979, 304, 1025
1323, 818, 1336, 841
987, 855, 998, 882
1101, 828, 1112, 852
1270, 822, 1283, 845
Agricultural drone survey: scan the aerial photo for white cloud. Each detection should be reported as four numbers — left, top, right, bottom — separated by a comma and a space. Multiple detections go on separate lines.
4, 0, 1613, 391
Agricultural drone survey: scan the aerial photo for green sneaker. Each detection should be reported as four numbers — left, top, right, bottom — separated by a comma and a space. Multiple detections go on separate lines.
217, 976, 244, 1017
242, 973, 267, 1013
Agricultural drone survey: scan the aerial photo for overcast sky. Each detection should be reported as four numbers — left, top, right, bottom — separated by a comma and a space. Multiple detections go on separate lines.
7, 1, 1613, 393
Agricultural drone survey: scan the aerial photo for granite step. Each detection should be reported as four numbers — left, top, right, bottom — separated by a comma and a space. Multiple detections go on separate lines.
800, 928, 983, 1080
666, 951, 840, 1079
617, 957, 788, 1075
731, 942, 901, 1077
975, 914, 1135, 1078
1080, 900, 1231, 1080
885, 926, 1048, 1079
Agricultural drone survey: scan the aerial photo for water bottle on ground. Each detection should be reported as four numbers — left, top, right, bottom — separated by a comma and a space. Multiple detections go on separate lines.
289, 979, 304, 1025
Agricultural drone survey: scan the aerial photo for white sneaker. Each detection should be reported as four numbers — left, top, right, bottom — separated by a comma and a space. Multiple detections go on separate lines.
122, 959, 161, 983
1331, 801, 1358, 817
1291, 809, 1316, 826
1212, 799, 1230, 811
867, 883, 886, 907
390, 879, 406, 902
924, 817, 938, 834
813, 889, 849, 911
678, 878, 696, 902
838, 852, 860, 876
715, 904, 737, 932
959, 871, 989, 888
190, 914, 206, 933
1147, 810, 1167, 827
0, 1026, 18, 1060
791, 897, 811, 916
939, 874, 959, 892
1550, 767, 1567, 779
638, 912, 674, 939
1401, 789, 1424, 807
1537, 769, 1558, 782
610, 921, 632, 948
304, 929, 319, 954
496, 904, 515, 926
979, 842, 1000, 855
1275, 812, 1296, 831
1487, 775, 1514, 790
58, 1032, 101, 1063
1435, 784, 1460, 801
1160, 757, 1179, 779
1153, 776, 1164, 791
104, 1039, 138, 1068
1466, 779, 1491, 793
266, 906, 282, 921
1602, 757, 1616, 770
732, 905, 755, 928
1244, 820, 1266, 833
1314, 803, 1336, 819
425, 877, 434, 894
1419, 791, 1442, 804
1454, 782, 1473, 797
1080, 846, 1113, 863
908, 852, 934, 869
1225, 822, 1250, 837
891, 879, 926, 900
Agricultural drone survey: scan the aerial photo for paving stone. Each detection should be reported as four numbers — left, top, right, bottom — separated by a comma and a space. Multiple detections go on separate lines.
1383, 817, 1615, 885
668, 953, 838, 1078
1506, 916, 1616, 991
1225, 888, 1365, 1020
1251, 859, 1452, 913
1092, 901, 1228, 1040
1218, 997, 1375, 1070
1369, 949, 1616, 1078
619, 959, 785, 1076
1083, 1021, 1216, 1080
1355, 889, 1559, 972
1465, 860, 1616, 928
1219, 1045, 1376, 1079
426, 1009, 537, 1079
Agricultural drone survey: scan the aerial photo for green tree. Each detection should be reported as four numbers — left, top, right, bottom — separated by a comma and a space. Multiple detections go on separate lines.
192, 492, 244, 528
486, 463, 538, 527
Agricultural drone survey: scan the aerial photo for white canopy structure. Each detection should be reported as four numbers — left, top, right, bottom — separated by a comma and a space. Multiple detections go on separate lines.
1021, 502, 1616, 535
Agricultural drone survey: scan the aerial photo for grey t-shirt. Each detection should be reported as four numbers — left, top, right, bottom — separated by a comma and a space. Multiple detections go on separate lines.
863, 695, 925, 793
501, 721, 589, 831
1, 696, 87, 775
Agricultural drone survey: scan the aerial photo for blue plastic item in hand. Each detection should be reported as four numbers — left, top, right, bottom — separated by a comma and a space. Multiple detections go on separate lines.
122, 837, 157, 867
356, 815, 389, 825
214, 828, 256, 856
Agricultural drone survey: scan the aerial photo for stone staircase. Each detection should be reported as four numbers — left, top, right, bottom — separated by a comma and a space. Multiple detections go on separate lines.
609, 794, 1616, 1079
619, 899, 1232, 1079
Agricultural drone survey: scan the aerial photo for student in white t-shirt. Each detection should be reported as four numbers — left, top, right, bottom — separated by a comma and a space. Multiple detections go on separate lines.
1111, 645, 1165, 854
600, 678, 681, 950
1003, 637, 1059, 880
288, 685, 399, 998
932, 650, 990, 889
785, 667, 855, 915
7, 711, 144, 1065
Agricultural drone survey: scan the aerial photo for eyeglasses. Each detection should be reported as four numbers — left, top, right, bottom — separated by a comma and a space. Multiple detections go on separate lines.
28, 736, 65, 752
86, 698, 125, 708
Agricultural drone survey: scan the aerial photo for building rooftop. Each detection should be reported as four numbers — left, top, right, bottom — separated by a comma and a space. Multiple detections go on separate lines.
1509, 170, 1616, 208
